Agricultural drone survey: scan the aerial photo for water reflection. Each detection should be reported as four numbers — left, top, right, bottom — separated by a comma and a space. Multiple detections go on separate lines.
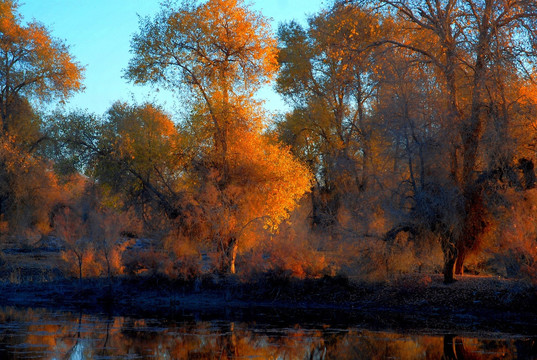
0, 306, 535, 359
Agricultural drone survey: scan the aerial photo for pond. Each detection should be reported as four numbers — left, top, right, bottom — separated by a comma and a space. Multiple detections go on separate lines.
0, 306, 535, 359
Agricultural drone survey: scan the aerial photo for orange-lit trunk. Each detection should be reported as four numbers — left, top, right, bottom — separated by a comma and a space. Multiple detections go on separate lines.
443, 335, 468, 359
455, 250, 465, 275
219, 237, 238, 275
104, 251, 111, 280
229, 238, 238, 275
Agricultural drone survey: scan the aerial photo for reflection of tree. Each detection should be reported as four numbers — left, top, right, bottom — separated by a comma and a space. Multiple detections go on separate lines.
62, 310, 82, 360
443, 334, 457, 359
217, 322, 239, 358
443, 335, 518, 360
97, 314, 113, 359
0, 307, 534, 359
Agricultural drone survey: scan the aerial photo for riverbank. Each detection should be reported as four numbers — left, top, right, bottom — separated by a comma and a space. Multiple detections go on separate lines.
1, 273, 537, 335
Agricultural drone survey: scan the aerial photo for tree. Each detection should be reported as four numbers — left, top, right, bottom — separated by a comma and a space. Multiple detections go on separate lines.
48, 103, 185, 228
0, 136, 61, 235
96, 102, 184, 225
276, 4, 388, 228
43, 110, 103, 177
126, 0, 311, 274
375, 0, 537, 282
0, 0, 83, 239
88, 207, 133, 280
0, 0, 83, 136
55, 206, 89, 281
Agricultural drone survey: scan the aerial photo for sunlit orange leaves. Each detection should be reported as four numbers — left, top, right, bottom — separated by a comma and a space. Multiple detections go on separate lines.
0, 136, 61, 234
127, 0, 277, 95
0, 0, 84, 104
125, 0, 311, 274
226, 129, 312, 230
107, 102, 179, 171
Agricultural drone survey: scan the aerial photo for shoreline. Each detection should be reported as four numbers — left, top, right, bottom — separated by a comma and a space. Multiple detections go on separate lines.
1, 274, 537, 335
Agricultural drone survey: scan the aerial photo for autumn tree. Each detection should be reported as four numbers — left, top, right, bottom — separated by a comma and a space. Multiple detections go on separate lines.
276, 4, 388, 229
126, 0, 311, 274
55, 206, 89, 280
0, 137, 61, 236
0, 0, 83, 141
95, 102, 185, 226
373, 0, 537, 282
47, 102, 185, 229
88, 207, 133, 280
0, 0, 83, 238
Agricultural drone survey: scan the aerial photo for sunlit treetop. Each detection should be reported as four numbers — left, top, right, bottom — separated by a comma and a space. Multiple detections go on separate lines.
0, 0, 84, 108
106, 101, 180, 171
125, 0, 278, 98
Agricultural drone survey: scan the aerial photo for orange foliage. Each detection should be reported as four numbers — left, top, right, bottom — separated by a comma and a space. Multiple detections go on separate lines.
0, 0, 83, 103
226, 126, 313, 230
128, 0, 277, 93
108, 102, 180, 172
127, 0, 312, 274
490, 189, 537, 282
88, 208, 136, 278
0, 136, 61, 236
163, 231, 202, 280
122, 248, 171, 277
55, 206, 89, 279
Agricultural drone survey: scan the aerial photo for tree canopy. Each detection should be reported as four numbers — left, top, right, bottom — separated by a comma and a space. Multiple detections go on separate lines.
125, 0, 311, 273
4, 0, 537, 285
0, 0, 83, 133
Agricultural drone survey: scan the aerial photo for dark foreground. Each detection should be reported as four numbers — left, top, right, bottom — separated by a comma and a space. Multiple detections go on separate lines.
3, 305, 537, 359
1, 274, 536, 336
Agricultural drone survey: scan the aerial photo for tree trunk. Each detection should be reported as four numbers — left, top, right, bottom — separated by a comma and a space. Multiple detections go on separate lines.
455, 250, 465, 275
229, 238, 238, 275
106, 253, 111, 280
442, 236, 458, 284
78, 257, 83, 281
444, 255, 457, 284
519, 158, 535, 189
219, 237, 238, 275
461, 3, 491, 189
456, 186, 487, 276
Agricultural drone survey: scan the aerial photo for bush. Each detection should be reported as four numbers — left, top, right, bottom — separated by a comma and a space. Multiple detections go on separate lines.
121, 248, 183, 278
162, 255, 202, 281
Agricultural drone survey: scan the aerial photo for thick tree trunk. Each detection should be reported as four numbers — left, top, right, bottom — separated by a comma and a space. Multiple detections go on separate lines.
519, 158, 536, 189
456, 186, 487, 276
455, 250, 465, 275
105, 253, 111, 280
461, 3, 491, 189
311, 186, 320, 227
442, 237, 458, 284
219, 237, 238, 275
444, 255, 457, 284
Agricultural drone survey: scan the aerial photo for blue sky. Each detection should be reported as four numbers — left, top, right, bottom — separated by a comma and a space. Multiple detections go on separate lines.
18, 0, 325, 117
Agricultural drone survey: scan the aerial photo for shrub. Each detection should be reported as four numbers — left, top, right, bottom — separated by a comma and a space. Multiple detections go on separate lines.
122, 248, 170, 277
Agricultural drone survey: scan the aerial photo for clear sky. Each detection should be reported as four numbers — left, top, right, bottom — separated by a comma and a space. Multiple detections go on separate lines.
17, 0, 325, 117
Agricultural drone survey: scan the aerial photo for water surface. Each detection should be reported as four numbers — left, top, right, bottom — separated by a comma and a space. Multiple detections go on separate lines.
0, 307, 535, 359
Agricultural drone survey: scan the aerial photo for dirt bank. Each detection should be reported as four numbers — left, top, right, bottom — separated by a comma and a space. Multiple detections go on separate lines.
1, 273, 536, 335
